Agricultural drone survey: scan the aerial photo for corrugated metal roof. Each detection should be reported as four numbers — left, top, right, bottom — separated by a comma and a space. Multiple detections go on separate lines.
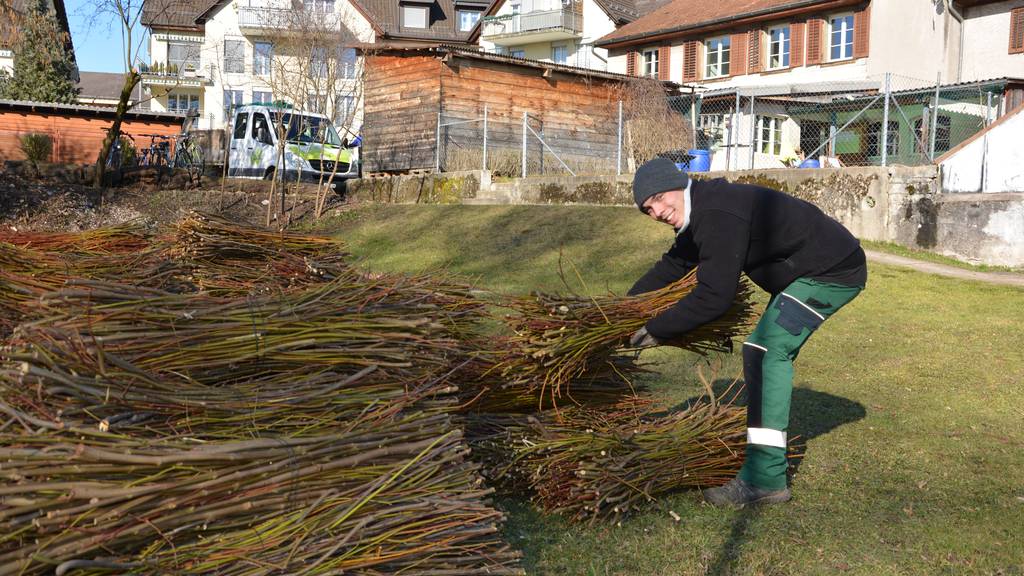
0, 98, 184, 120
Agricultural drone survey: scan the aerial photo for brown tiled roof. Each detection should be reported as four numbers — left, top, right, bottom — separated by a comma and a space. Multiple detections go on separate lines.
596, 0, 849, 46
361, 0, 498, 43
592, 0, 640, 24
141, 0, 211, 31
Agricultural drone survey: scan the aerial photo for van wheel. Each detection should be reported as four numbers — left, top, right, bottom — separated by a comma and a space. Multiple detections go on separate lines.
263, 167, 275, 181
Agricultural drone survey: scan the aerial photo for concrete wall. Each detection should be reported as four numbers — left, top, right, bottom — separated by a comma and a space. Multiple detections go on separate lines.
961, 0, 1024, 83
346, 165, 1024, 266
939, 106, 1024, 193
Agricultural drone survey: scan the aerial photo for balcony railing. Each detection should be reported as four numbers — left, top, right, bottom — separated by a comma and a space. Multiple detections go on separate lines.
481, 8, 581, 38
237, 7, 340, 31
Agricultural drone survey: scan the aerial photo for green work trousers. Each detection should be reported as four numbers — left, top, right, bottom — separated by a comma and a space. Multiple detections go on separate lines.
737, 277, 863, 490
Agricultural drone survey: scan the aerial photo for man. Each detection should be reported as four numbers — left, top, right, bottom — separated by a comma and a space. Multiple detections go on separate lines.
627, 158, 867, 507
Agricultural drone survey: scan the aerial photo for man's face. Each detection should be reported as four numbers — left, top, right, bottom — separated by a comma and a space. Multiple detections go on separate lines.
641, 189, 685, 228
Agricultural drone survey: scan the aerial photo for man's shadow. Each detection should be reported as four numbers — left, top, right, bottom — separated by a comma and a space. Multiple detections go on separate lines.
683, 378, 866, 575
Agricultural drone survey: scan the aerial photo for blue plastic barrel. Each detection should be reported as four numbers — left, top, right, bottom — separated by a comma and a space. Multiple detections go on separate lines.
799, 158, 820, 169
687, 149, 711, 172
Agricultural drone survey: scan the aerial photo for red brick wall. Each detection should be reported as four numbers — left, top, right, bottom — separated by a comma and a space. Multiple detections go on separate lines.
0, 109, 183, 164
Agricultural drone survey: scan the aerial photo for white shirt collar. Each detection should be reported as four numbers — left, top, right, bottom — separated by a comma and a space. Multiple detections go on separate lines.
675, 179, 693, 236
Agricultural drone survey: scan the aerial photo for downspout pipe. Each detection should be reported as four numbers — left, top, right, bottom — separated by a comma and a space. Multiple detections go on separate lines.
945, 0, 964, 82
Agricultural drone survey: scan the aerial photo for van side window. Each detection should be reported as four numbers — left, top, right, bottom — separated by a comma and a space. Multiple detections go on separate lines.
233, 112, 249, 140
252, 113, 273, 145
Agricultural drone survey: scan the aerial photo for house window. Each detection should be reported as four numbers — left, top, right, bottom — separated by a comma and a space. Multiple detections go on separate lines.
756, 115, 783, 156
698, 113, 727, 151
768, 26, 790, 69
338, 47, 357, 79
334, 93, 354, 124
642, 48, 659, 78
306, 0, 334, 12
168, 93, 199, 112
829, 14, 855, 61
402, 4, 428, 28
705, 37, 730, 78
867, 120, 899, 157
253, 90, 273, 105
552, 44, 568, 64
510, 48, 525, 59
310, 47, 327, 78
167, 42, 200, 72
224, 39, 245, 74
914, 115, 951, 154
307, 92, 327, 114
458, 9, 480, 31
224, 89, 243, 119
253, 42, 272, 76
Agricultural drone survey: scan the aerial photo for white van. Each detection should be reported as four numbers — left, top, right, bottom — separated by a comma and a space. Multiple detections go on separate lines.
227, 104, 359, 185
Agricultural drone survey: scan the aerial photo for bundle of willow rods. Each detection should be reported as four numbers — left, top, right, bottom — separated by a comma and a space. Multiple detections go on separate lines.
493, 270, 759, 409
0, 417, 523, 575
474, 381, 749, 524
0, 222, 152, 255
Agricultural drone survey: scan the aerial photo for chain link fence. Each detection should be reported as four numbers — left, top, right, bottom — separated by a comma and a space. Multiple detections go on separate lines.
432, 73, 1007, 177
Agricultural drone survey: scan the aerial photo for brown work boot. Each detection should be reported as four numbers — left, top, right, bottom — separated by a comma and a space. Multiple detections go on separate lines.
702, 478, 791, 508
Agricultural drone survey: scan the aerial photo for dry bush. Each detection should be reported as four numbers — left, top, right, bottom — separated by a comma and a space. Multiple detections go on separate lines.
619, 78, 693, 169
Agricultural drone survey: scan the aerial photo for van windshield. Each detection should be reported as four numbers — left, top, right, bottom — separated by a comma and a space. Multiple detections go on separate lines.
268, 112, 342, 147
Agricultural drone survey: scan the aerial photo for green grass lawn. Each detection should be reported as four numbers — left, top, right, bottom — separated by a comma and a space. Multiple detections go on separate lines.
311, 205, 1024, 576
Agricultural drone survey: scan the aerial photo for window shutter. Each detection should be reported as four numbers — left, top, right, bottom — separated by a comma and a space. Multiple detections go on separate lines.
1011, 7, 1024, 54
627, 50, 637, 75
658, 45, 671, 80
854, 5, 871, 58
682, 40, 699, 81
748, 30, 761, 73
806, 17, 824, 65
730, 33, 747, 76
791, 21, 805, 67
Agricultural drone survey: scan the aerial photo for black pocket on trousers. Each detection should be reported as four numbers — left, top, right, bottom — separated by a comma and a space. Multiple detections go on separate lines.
774, 295, 825, 336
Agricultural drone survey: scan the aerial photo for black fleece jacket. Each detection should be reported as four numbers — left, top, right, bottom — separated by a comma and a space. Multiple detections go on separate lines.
628, 178, 861, 341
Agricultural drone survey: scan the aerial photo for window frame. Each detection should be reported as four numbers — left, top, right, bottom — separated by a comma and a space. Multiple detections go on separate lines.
167, 41, 200, 72
866, 119, 900, 157
697, 113, 727, 151
309, 46, 328, 79
767, 25, 790, 70
756, 115, 784, 156
914, 115, 951, 154
401, 4, 429, 29
253, 42, 273, 77
509, 48, 525, 59
457, 9, 481, 32
224, 89, 244, 122
252, 90, 273, 105
642, 48, 659, 78
828, 12, 855, 62
705, 36, 731, 79
552, 44, 569, 65
223, 39, 245, 74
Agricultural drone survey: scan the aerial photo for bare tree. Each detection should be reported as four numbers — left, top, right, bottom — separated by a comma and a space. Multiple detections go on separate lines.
618, 78, 694, 170
82, 0, 150, 187
255, 3, 366, 224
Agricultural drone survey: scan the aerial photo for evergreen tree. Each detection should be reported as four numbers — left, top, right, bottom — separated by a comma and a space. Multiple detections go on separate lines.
0, 0, 79, 104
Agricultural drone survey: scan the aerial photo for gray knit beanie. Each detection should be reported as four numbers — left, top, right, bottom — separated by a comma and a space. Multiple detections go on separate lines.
632, 158, 689, 211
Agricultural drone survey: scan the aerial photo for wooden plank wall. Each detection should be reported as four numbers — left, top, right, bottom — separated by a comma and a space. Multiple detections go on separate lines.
362, 54, 441, 173
438, 57, 623, 174
361, 53, 625, 174
0, 109, 183, 164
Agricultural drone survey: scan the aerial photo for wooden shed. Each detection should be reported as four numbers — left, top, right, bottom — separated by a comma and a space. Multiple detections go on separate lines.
361, 45, 644, 175
0, 100, 185, 165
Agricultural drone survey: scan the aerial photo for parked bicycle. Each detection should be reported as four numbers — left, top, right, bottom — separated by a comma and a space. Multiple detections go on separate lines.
136, 133, 173, 169
104, 132, 136, 172
172, 130, 205, 185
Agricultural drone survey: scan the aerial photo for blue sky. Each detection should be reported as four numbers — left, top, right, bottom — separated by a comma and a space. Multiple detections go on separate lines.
65, 0, 149, 73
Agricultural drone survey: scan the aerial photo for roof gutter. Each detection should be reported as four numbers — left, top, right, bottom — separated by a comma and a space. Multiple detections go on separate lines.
946, 0, 964, 83
595, 0, 859, 49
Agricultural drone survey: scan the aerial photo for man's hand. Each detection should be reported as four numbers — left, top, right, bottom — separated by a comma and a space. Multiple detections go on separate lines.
629, 326, 661, 348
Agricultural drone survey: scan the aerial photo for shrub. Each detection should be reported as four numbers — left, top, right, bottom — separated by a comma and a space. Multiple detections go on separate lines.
19, 133, 53, 164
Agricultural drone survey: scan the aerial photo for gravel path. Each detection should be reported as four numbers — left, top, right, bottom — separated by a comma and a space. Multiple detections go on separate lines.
865, 249, 1024, 288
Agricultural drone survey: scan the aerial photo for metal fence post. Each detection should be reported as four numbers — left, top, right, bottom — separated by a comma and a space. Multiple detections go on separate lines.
482, 105, 488, 171
748, 93, 756, 170
522, 111, 528, 178
435, 112, 441, 172
881, 72, 891, 167
616, 100, 623, 176
731, 90, 740, 171
929, 73, 940, 161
